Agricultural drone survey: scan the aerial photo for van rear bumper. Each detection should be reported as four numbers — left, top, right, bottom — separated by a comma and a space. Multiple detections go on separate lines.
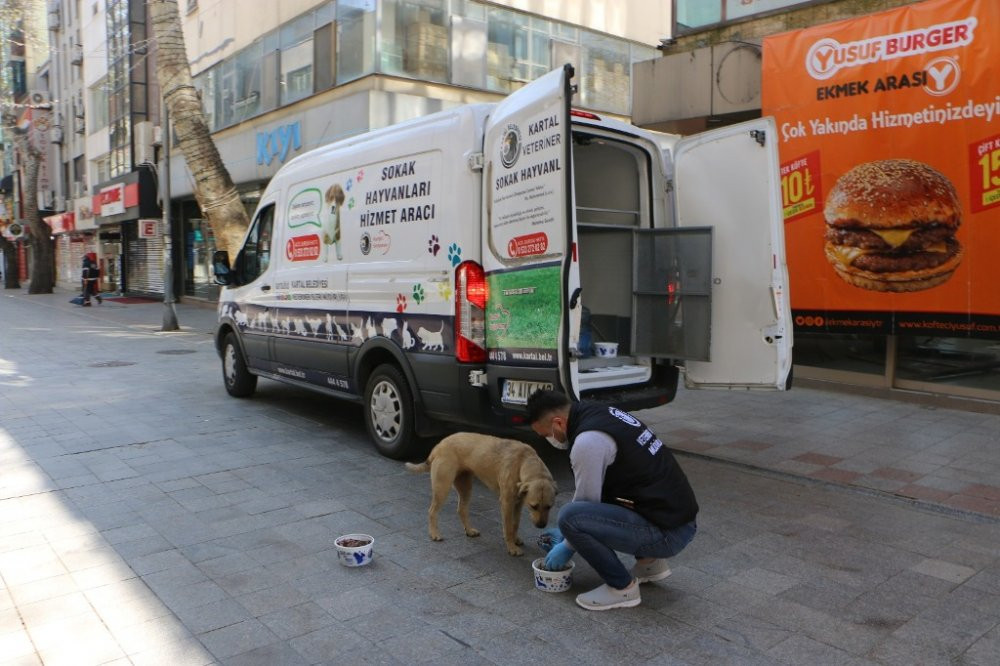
485, 362, 679, 426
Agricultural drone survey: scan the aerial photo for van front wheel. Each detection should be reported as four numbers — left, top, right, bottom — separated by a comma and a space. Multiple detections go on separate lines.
364, 364, 417, 459
222, 333, 257, 397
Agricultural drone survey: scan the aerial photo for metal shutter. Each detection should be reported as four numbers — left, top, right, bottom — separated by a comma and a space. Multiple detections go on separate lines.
126, 235, 165, 295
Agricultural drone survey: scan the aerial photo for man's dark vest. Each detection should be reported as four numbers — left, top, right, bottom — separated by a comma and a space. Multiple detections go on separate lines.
567, 401, 698, 529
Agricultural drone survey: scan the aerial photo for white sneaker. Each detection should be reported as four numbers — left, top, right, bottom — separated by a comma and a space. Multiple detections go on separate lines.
631, 559, 672, 583
575, 582, 641, 611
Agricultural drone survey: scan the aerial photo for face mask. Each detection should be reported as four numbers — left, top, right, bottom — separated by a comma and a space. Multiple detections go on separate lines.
547, 435, 569, 450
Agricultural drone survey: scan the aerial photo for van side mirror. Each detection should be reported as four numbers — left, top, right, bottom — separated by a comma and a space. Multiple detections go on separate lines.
213, 250, 233, 285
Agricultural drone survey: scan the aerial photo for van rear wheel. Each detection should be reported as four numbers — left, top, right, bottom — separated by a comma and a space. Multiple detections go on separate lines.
222, 332, 257, 397
364, 364, 417, 459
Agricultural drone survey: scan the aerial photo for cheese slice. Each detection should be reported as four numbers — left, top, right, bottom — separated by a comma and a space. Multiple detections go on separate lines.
872, 229, 915, 248
831, 245, 870, 266
925, 242, 948, 253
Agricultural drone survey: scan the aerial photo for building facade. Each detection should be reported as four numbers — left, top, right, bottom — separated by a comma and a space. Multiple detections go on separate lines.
634, 0, 1000, 404
166, 0, 663, 300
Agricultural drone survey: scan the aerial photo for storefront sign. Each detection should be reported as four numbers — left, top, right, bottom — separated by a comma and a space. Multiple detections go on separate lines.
99, 184, 126, 216
257, 121, 302, 166
44, 212, 76, 234
138, 219, 160, 238
762, 0, 1000, 338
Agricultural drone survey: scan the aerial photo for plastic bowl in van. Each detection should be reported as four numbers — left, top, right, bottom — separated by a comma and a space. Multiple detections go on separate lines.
594, 342, 619, 358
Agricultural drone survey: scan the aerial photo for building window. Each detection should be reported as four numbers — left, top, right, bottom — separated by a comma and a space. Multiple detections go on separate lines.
89, 78, 108, 132
580, 33, 630, 115
381, 0, 448, 82
675, 0, 834, 35
280, 12, 314, 105
337, 0, 376, 84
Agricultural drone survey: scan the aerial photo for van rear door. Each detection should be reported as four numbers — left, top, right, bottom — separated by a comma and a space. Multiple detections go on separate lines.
481, 64, 580, 403
667, 118, 793, 389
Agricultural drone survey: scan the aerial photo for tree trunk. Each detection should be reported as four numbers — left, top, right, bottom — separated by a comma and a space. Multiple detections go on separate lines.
149, 0, 249, 256
0, 237, 21, 289
1, 105, 55, 294
22, 151, 55, 293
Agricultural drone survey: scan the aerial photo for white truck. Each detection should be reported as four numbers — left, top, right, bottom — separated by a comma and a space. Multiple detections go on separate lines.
213, 65, 793, 459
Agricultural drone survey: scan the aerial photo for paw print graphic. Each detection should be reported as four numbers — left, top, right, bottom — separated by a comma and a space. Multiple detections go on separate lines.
448, 243, 462, 267
437, 282, 453, 302
396, 294, 407, 313
347, 197, 355, 210
412, 284, 425, 304
356, 169, 365, 182
428, 235, 440, 256
345, 178, 353, 191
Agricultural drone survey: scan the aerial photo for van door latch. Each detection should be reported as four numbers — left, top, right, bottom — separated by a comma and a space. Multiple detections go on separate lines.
467, 152, 485, 171
468, 370, 488, 387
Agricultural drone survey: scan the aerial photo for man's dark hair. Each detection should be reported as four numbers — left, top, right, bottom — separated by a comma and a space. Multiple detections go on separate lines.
526, 389, 571, 424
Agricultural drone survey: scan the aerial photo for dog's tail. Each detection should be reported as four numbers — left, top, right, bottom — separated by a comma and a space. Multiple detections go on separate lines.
404, 461, 430, 474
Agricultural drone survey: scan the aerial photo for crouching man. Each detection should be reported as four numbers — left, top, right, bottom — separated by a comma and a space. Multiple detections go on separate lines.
526, 389, 698, 611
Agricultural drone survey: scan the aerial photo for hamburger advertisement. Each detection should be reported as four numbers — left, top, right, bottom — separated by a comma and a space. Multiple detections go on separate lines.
762, 0, 1000, 337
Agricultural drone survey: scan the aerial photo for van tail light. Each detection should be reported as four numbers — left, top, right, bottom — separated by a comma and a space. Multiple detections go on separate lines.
667, 279, 679, 306
455, 261, 488, 363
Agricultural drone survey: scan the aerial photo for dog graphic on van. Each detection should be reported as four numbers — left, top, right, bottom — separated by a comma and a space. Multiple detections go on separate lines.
322, 183, 346, 262
417, 321, 446, 351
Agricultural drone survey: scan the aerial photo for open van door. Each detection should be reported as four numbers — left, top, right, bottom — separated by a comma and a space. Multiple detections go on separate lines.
670, 118, 793, 389
481, 64, 580, 403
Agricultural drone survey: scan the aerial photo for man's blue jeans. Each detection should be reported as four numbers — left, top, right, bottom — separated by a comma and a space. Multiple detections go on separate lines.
558, 501, 697, 589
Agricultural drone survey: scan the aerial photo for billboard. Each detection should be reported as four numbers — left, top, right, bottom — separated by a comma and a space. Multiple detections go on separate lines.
762, 0, 1000, 338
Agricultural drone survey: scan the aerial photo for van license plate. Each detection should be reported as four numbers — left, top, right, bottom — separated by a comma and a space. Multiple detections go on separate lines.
501, 380, 553, 405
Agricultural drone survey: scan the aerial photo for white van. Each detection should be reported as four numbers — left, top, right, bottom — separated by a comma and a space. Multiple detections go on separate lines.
213, 65, 792, 459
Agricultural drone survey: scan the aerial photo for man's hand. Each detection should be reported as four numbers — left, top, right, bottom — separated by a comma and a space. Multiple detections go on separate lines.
536, 527, 564, 553
544, 541, 574, 570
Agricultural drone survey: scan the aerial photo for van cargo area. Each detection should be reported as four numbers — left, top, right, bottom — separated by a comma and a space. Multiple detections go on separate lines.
574, 131, 654, 392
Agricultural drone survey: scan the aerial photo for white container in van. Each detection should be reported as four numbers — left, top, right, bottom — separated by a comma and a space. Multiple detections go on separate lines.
213, 65, 792, 459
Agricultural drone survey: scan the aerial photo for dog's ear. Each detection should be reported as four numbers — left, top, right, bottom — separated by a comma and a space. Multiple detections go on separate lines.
518, 482, 529, 497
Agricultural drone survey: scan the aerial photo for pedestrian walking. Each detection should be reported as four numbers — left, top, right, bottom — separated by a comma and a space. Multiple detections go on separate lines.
82, 252, 102, 305
527, 389, 699, 610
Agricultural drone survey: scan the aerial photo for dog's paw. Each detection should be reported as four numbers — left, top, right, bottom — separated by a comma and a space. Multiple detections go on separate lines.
507, 545, 524, 556
465, 528, 480, 538
430, 534, 444, 542
515, 536, 524, 546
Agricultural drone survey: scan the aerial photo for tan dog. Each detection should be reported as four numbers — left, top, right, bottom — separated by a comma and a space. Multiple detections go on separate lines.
405, 432, 557, 556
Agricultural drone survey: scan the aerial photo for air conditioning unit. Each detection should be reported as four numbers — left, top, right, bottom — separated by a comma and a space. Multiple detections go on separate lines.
71, 44, 83, 65
31, 91, 50, 106
134, 121, 154, 165
151, 125, 163, 147
50, 125, 63, 144
47, 9, 60, 30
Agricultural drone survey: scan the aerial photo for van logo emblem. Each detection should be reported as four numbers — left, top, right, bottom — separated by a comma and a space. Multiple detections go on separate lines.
500, 124, 521, 168
360, 232, 372, 256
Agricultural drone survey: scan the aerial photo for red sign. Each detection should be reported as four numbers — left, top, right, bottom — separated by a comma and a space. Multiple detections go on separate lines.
138, 219, 160, 238
44, 212, 76, 234
99, 184, 125, 216
286, 234, 321, 262
507, 232, 548, 258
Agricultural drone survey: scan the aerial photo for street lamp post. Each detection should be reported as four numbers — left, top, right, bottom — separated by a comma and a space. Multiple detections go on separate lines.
161, 105, 179, 331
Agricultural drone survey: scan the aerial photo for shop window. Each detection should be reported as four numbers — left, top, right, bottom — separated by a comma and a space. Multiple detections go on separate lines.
185, 218, 217, 299
676, 1, 722, 32
381, 0, 449, 82
794, 332, 887, 376
896, 336, 1000, 393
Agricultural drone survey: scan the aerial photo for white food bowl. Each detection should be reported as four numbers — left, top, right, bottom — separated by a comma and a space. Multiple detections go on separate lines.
335, 534, 374, 567
593, 342, 619, 358
532, 557, 575, 593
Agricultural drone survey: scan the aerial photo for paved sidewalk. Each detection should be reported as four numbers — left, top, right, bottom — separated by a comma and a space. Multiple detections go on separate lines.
2, 288, 1000, 665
